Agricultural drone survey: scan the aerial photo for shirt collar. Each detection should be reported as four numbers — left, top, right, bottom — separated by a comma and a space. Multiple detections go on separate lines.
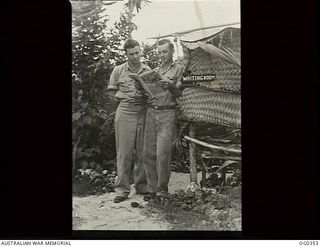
125, 61, 148, 74
159, 61, 175, 74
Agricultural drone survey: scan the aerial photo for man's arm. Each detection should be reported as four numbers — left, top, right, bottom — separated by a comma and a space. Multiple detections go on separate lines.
108, 66, 119, 102
167, 81, 182, 97
108, 89, 117, 102
158, 65, 185, 97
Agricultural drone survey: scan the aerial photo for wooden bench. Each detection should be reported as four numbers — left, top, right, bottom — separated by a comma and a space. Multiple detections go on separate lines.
184, 132, 241, 187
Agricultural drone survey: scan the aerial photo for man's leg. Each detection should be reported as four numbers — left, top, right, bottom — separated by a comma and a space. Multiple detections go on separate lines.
133, 105, 148, 194
143, 108, 158, 194
114, 103, 138, 199
156, 109, 177, 196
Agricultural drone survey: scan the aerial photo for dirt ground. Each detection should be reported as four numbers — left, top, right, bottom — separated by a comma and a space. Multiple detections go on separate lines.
73, 172, 241, 231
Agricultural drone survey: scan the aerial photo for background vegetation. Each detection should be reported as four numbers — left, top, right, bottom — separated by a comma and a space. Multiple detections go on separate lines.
71, 1, 241, 197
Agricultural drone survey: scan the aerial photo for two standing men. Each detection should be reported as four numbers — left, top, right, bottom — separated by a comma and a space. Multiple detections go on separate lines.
108, 38, 184, 203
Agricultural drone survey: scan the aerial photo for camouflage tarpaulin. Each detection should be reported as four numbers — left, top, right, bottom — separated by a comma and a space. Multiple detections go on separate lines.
177, 87, 241, 128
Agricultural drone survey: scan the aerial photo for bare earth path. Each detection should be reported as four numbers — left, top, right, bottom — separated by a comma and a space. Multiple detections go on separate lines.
73, 172, 197, 230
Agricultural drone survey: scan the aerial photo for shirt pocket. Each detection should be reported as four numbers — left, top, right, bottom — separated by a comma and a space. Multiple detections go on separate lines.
118, 77, 133, 93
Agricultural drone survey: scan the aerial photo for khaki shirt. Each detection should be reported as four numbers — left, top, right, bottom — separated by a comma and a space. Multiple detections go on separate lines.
108, 62, 151, 103
150, 61, 185, 107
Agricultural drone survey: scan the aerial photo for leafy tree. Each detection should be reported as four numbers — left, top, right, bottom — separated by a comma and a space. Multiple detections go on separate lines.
72, 1, 131, 173
124, 0, 151, 37
141, 42, 159, 69
105, 10, 136, 66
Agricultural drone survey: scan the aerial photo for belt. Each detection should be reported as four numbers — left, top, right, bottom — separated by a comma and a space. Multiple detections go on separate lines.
148, 105, 177, 110
119, 100, 147, 105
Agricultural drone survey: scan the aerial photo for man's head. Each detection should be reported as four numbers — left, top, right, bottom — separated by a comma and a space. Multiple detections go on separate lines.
123, 39, 141, 65
157, 39, 175, 65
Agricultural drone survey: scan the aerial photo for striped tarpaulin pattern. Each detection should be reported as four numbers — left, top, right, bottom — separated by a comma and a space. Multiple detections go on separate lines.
177, 87, 241, 128
185, 48, 241, 93
176, 27, 241, 128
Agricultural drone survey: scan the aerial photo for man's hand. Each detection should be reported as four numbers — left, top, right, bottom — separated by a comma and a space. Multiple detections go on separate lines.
128, 73, 141, 81
158, 79, 172, 89
108, 89, 117, 102
158, 79, 181, 97
129, 74, 144, 91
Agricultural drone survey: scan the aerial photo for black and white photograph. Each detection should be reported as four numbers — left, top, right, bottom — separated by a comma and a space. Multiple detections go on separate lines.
72, 0, 241, 231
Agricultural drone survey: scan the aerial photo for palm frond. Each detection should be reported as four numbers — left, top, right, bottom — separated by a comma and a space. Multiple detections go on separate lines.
124, 0, 151, 13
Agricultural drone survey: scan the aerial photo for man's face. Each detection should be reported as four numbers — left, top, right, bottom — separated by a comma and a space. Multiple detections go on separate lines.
158, 43, 174, 64
126, 46, 141, 65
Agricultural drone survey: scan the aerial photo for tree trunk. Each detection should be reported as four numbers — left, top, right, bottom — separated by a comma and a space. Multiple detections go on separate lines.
189, 124, 198, 184
127, 0, 134, 38
128, 10, 133, 38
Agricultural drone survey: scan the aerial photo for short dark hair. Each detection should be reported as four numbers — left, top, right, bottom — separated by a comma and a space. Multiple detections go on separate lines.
123, 39, 140, 52
157, 39, 174, 51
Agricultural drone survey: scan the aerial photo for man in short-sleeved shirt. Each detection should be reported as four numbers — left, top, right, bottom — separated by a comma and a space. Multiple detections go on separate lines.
142, 39, 185, 200
108, 39, 151, 203
108, 61, 150, 103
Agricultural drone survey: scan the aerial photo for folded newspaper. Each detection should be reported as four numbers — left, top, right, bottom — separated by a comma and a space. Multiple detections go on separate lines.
129, 70, 165, 103
139, 69, 164, 83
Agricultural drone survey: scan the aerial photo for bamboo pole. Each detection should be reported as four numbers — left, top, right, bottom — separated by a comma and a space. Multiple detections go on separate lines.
201, 160, 207, 187
147, 22, 240, 40
193, 0, 207, 39
184, 135, 241, 154
189, 125, 198, 184
202, 154, 241, 161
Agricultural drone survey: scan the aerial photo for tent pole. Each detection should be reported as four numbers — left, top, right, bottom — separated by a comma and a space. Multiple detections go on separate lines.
147, 22, 240, 40
189, 124, 198, 184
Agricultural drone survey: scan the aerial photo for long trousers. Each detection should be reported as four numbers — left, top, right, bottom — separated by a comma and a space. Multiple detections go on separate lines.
143, 108, 177, 193
114, 101, 148, 197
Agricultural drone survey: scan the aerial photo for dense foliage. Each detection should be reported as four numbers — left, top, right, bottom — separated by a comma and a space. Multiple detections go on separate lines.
141, 42, 159, 69
72, 1, 134, 173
